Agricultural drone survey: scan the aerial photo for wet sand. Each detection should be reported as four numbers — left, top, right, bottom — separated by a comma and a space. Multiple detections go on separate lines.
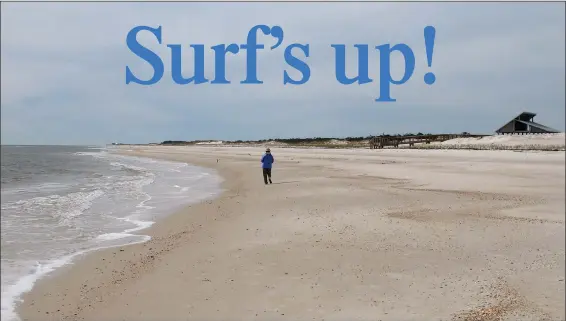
18, 146, 565, 321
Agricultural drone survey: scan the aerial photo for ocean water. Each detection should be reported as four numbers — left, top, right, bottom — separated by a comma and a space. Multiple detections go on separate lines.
0, 145, 223, 321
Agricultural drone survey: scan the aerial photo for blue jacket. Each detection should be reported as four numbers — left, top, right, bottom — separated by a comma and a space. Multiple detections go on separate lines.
261, 153, 274, 169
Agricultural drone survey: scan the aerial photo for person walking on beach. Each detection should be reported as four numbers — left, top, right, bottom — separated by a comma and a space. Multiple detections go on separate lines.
261, 148, 274, 185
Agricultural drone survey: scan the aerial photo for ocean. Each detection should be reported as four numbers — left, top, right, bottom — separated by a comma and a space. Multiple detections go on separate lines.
0, 145, 223, 321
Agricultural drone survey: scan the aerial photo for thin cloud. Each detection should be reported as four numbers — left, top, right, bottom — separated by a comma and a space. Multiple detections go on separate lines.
1, 2, 564, 144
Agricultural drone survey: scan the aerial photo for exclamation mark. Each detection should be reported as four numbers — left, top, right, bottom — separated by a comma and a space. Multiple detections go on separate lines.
424, 26, 436, 85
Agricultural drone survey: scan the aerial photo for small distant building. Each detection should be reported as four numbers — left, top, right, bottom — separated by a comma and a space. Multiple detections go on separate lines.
495, 112, 561, 135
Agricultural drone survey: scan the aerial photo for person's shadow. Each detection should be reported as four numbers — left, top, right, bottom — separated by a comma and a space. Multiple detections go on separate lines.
269, 180, 300, 185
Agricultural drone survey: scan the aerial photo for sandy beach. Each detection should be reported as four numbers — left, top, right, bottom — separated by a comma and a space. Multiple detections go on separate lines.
17, 146, 565, 321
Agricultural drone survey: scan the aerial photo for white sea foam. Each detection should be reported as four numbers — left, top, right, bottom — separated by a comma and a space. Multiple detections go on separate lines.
2, 256, 75, 321
96, 214, 154, 242
1, 232, 154, 321
1, 150, 223, 321
2, 190, 105, 225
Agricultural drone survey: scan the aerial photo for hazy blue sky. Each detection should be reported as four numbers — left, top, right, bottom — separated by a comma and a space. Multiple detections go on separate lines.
1, 2, 564, 145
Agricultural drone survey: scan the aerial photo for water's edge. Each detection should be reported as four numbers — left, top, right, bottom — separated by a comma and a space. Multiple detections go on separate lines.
8, 151, 225, 321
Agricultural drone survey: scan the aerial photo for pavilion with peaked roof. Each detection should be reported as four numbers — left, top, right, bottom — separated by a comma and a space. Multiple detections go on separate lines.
495, 112, 561, 135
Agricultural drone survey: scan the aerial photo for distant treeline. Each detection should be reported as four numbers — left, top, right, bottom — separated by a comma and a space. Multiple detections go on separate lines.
161, 140, 197, 145
231, 136, 371, 144
159, 133, 471, 146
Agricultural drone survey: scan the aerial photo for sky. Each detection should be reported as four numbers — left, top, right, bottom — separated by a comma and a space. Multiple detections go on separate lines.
1, 2, 565, 145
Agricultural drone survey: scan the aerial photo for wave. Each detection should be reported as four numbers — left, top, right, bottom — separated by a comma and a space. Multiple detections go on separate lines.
1, 182, 71, 196
1, 232, 152, 321
1, 189, 105, 226
109, 161, 149, 173
1, 150, 223, 321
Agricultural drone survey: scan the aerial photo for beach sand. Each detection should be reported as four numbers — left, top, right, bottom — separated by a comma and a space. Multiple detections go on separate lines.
18, 146, 565, 321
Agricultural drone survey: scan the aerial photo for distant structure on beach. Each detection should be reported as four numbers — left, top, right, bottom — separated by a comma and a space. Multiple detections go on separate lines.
495, 112, 561, 135
368, 133, 486, 149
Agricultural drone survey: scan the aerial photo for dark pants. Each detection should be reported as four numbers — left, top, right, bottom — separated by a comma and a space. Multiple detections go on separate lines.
262, 168, 272, 184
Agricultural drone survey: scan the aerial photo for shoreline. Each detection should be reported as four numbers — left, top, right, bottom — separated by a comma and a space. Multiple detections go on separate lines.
16, 147, 239, 321
9, 150, 226, 321
18, 146, 565, 321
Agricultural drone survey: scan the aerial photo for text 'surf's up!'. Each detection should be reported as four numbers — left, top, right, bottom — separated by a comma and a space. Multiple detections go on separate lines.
125, 24, 437, 102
